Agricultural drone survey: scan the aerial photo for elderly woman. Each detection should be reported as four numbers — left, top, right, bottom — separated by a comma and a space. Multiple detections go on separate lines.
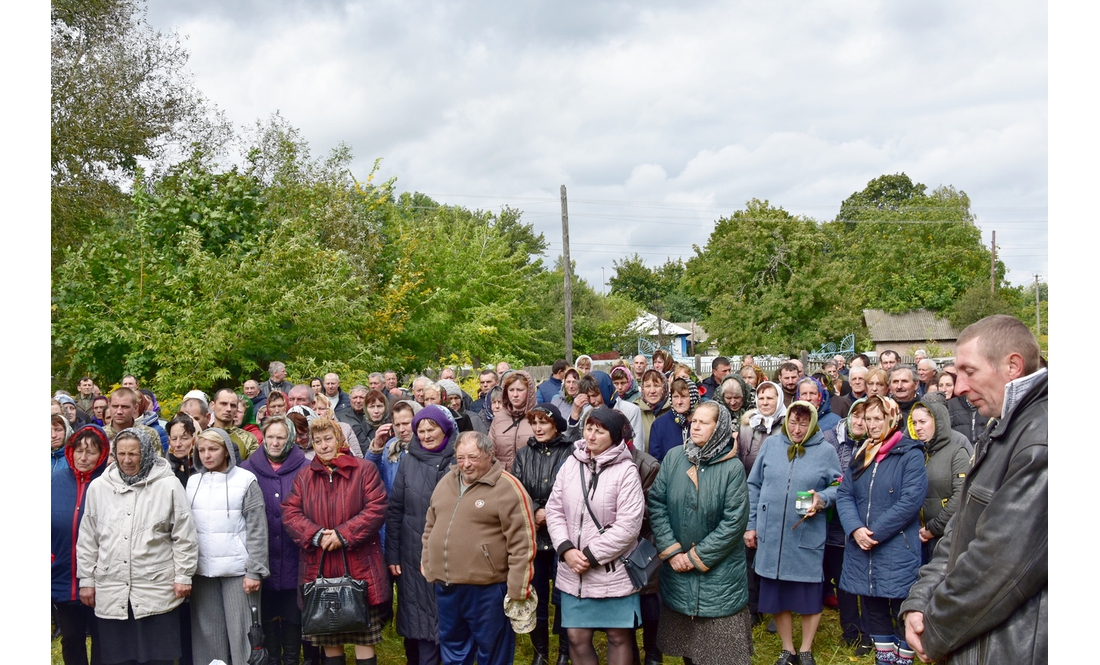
836, 396, 927, 665
649, 400, 752, 665
385, 404, 459, 665
545, 407, 644, 665
745, 401, 842, 665
489, 370, 537, 472
719, 375, 752, 425
313, 396, 364, 457
906, 394, 969, 563
52, 425, 111, 665
551, 368, 581, 415
264, 389, 288, 420
77, 427, 198, 665
636, 369, 671, 445
52, 413, 73, 473
511, 404, 575, 665
575, 354, 594, 376
186, 428, 269, 665
240, 416, 310, 665
282, 418, 391, 665
648, 378, 699, 463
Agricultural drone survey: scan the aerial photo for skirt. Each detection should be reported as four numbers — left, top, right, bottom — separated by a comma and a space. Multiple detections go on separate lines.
657, 605, 753, 665
98, 603, 181, 664
758, 577, 824, 615
560, 592, 641, 629
309, 601, 392, 647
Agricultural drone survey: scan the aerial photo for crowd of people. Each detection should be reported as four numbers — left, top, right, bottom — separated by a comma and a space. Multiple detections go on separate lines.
50, 314, 1047, 665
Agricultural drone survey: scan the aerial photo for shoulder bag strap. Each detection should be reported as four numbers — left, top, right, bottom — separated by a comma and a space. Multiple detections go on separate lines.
578, 463, 605, 534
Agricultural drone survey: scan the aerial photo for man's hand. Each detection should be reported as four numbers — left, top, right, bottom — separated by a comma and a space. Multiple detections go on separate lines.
389, 565, 402, 577
79, 587, 95, 608
320, 529, 343, 551
668, 553, 693, 573
853, 527, 878, 551
534, 508, 546, 529
563, 549, 590, 575
904, 611, 930, 662
919, 527, 934, 543
744, 530, 757, 549
243, 577, 261, 593
174, 583, 191, 599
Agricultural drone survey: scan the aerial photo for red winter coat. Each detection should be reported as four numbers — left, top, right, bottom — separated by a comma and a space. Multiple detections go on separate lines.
282, 453, 391, 607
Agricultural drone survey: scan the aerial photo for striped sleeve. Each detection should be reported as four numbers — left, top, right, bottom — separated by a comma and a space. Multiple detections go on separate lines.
500, 470, 538, 600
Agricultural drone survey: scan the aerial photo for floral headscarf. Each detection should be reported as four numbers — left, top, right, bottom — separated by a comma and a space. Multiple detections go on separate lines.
850, 395, 902, 479
114, 426, 160, 485
684, 403, 733, 466
610, 366, 639, 402
670, 378, 700, 430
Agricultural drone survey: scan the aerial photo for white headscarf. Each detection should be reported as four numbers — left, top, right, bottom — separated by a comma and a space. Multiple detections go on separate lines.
748, 380, 788, 432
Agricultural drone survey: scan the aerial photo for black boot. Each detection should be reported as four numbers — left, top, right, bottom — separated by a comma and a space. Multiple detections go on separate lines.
556, 635, 571, 665
531, 622, 551, 665
322, 655, 346, 665
355, 658, 378, 665
280, 622, 302, 665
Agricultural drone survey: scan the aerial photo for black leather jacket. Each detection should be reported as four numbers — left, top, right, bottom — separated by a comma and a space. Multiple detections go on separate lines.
511, 434, 575, 551
901, 371, 1046, 664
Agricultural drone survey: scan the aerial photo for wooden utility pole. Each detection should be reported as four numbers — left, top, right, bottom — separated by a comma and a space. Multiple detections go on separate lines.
561, 185, 574, 364
1035, 274, 1041, 335
990, 230, 997, 296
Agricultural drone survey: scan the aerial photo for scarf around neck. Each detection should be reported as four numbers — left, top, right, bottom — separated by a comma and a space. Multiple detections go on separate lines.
850, 395, 901, 479
684, 405, 732, 466
671, 379, 700, 430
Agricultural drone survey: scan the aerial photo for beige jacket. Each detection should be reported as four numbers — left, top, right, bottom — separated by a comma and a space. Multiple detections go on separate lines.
77, 457, 198, 620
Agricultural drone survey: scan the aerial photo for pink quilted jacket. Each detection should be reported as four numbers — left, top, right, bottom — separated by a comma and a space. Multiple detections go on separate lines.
545, 439, 644, 599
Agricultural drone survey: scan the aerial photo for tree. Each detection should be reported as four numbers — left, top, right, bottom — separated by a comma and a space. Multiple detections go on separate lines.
947, 283, 1020, 330
609, 255, 704, 322
684, 199, 861, 354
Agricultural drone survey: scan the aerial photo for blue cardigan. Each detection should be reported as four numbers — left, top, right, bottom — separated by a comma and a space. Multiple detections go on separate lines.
648, 410, 687, 463
836, 436, 928, 599
746, 429, 842, 583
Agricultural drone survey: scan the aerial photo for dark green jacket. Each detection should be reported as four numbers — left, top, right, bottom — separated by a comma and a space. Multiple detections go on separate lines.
648, 442, 749, 618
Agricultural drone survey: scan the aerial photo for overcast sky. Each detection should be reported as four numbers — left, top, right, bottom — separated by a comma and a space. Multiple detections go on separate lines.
146, 0, 1048, 291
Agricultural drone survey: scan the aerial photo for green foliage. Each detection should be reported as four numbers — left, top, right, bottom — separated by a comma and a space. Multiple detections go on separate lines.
684, 199, 861, 354
609, 255, 704, 322
947, 282, 1021, 330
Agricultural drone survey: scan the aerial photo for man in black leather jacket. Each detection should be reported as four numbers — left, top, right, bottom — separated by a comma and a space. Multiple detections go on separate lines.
901, 315, 1046, 664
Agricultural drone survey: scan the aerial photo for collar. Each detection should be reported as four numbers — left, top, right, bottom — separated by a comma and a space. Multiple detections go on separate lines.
1000, 368, 1048, 420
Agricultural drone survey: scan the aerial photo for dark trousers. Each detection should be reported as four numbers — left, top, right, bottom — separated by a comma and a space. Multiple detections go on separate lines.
823, 545, 862, 642
633, 592, 662, 662
261, 588, 301, 665
54, 601, 102, 665
861, 596, 906, 642
404, 637, 442, 665
435, 582, 515, 665
531, 550, 564, 655
746, 547, 760, 620
178, 599, 193, 665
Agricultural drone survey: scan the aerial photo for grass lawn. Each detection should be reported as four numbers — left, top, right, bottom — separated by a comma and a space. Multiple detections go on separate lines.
51, 603, 877, 664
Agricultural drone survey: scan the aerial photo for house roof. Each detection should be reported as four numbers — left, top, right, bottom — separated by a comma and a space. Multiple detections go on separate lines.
862, 309, 959, 342
671, 322, 708, 343
633, 311, 692, 337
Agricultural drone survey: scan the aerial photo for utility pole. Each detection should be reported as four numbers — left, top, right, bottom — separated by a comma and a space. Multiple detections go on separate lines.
1035, 274, 1041, 335
990, 230, 997, 296
561, 185, 573, 364
602, 267, 606, 295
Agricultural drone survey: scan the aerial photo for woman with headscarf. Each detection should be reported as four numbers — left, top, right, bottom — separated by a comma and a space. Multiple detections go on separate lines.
575, 354, 593, 376
481, 385, 504, 426
647, 378, 699, 463
282, 418, 391, 665
52, 413, 73, 473
52, 424, 111, 665
649, 401, 752, 665
236, 393, 263, 445
240, 416, 311, 665
511, 404, 575, 665
166, 414, 199, 487
76, 427, 198, 665
719, 375, 752, 426
186, 428, 269, 665
545, 407, 644, 665
745, 401, 843, 665
610, 366, 641, 405
385, 404, 459, 665
489, 369, 537, 472
821, 398, 869, 651
313, 396, 364, 457
636, 369, 671, 445
906, 393, 969, 563
90, 395, 109, 426
551, 368, 581, 415
836, 396, 927, 665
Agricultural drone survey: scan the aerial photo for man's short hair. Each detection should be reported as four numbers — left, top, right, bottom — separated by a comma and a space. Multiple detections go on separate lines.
80, 376, 94, 384
243, 379, 259, 388
823, 359, 837, 370
849, 366, 869, 379
712, 356, 731, 369
779, 362, 799, 375
551, 359, 569, 374
457, 430, 495, 458
213, 388, 239, 403
479, 369, 499, 381
182, 397, 209, 415
880, 350, 900, 362
577, 374, 601, 396
917, 358, 938, 370
110, 387, 139, 406
413, 376, 430, 389
852, 353, 871, 367
890, 366, 919, 384
368, 372, 384, 382
350, 385, 369, 397
383, 370, 397, 378
289, 384, 315, 402
957, 314, 1041, 375
268, 361, 286, 374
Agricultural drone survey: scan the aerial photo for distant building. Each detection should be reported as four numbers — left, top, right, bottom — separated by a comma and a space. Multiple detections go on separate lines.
862, 309, 960, 356
632, 311, 694, 357
671, 321, 719, 356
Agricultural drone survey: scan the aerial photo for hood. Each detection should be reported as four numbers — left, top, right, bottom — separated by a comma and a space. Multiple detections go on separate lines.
54, 414, 73, 450
504, 370, 538, 418
64, 424, 112, 481
192, 427, 240, 473
907, 393, 953, 453
575, 355, 593, 372
782, 400, 821, 444
590, 371, 618, 408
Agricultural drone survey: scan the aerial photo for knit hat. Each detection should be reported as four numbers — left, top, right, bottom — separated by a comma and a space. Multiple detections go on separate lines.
437, 379, 463, 404
527, 403, 567, 435
585, 406, 628, 447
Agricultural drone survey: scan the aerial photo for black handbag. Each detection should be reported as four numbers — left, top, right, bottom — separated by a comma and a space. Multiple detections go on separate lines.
300, 547, 370, 636
578, 465, 661, 592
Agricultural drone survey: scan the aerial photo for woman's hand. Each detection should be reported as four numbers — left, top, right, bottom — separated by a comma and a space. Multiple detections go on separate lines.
853, 527, 878, 551
320, 529, 343, 551
79, 587, 95, 608
919, 527, 934, 543
804, 489, 826, 517
243, 577, 261, 593
744, 530, 757, 549
389, 565, 402, 577
173, 583, 191, 599
571, 394, 589, 420
371, 425, 392, 453
668, 553, 694, 573
563, 549, 590, 575
534, 508, 546, 529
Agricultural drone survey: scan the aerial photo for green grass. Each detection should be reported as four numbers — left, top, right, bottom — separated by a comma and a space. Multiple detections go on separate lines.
51, 604, 876, 664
